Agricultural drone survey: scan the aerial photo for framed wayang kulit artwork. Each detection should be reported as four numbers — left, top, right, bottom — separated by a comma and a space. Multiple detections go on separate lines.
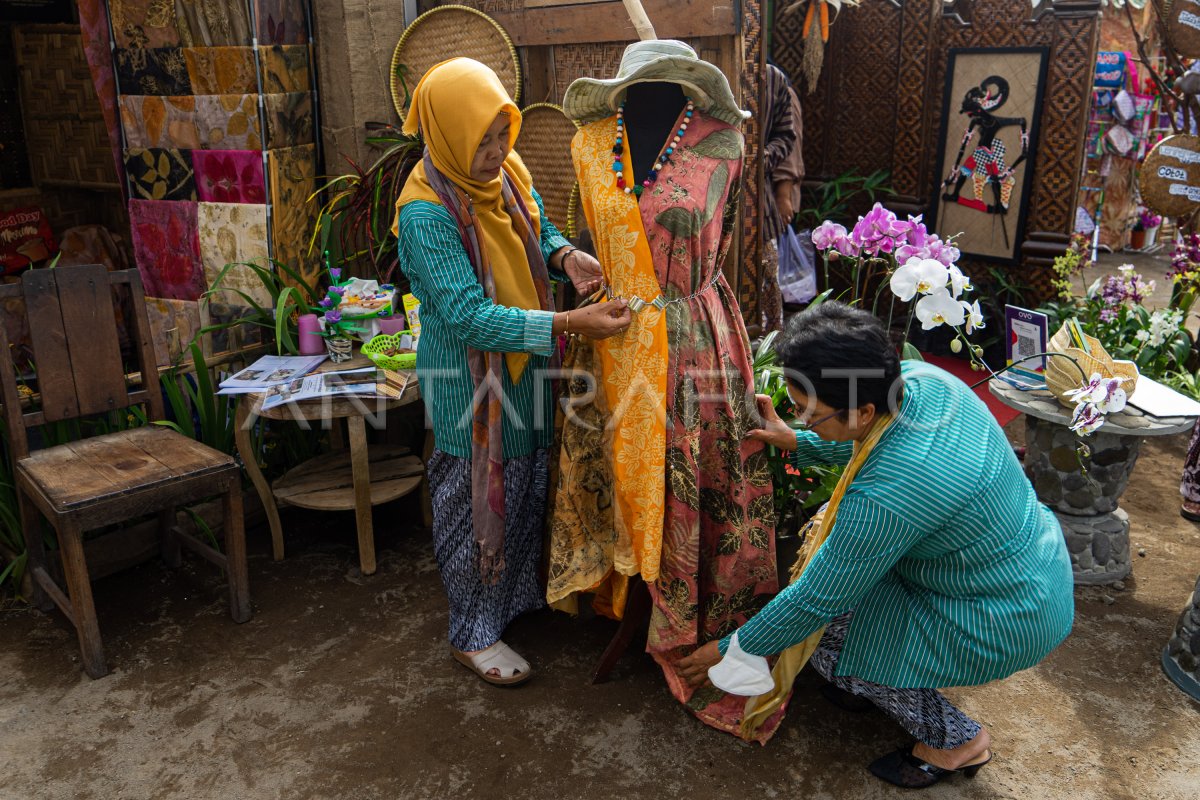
932, 47, 1049, 264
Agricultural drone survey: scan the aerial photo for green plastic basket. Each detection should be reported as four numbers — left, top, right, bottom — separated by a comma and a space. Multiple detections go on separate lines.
362, 332, 417, 370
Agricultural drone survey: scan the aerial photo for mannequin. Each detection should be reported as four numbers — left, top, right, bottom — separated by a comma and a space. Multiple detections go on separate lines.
555, 40, 780, 743
622, 82, 687, 183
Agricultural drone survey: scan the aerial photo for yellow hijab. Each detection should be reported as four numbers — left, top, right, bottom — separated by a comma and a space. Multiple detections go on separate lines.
395, 57, 542, 381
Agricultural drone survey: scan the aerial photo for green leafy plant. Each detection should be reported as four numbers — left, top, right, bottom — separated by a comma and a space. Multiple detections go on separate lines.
1039, 263, 1194, 382
751, 294, 845, 529
203, 258, 323, 356
796, 169, 891, 230
1162, 368, 1200, 401
153, 342, 238, 455
310, 124, 423, 288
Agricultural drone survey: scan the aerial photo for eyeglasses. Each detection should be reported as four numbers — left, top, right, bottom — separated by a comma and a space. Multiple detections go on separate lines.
795, 408, 845, 431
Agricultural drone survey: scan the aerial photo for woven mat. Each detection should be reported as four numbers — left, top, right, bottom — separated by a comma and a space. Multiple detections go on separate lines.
390, 4, 521, 117
518, 103, 578, 237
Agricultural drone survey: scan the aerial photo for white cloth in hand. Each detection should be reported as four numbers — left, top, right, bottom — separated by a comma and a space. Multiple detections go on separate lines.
707, 631, 774, 696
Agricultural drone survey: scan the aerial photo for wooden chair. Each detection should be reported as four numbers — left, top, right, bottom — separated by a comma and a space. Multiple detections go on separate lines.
0, 265, 250, 678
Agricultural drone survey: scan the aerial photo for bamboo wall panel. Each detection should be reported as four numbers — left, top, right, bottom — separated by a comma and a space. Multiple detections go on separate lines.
772, 0, 1101, 303
13, 26, 120, 189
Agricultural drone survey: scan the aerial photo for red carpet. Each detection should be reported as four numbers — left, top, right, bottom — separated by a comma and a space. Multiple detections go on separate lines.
920, 353, 1022, 428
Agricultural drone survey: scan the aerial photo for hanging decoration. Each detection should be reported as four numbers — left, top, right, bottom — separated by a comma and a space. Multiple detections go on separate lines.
782, 0, 860, 94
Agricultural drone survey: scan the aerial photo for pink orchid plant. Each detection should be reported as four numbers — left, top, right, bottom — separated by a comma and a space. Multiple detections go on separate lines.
811, 203, 982, 363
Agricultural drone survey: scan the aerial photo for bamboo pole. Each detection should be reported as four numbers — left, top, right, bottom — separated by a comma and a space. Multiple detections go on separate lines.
621, 0, 657, 40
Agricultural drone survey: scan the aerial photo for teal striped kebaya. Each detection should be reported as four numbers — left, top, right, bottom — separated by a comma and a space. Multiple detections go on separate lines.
396, 189, 570, 459
721, 360, 1075, 689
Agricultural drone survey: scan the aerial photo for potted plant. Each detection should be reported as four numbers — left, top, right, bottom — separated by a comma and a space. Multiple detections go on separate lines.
1131, 208, 1162, 250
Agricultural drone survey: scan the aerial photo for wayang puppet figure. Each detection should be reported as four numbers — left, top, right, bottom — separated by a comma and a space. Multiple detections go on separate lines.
941, 75, 1029, 244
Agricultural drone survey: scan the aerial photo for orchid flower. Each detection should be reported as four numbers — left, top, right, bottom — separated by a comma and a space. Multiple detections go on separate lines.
948, 264, 972, 298
1066, 373, 1127, 414
890, 258, 949, 302
915, 288, 966, 330
961, 299, 985, 334
811, 221, 848, 251
1069, 402, 1106, 436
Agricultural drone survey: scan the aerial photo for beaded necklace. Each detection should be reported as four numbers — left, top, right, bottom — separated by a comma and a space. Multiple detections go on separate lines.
612, 97, 695, 198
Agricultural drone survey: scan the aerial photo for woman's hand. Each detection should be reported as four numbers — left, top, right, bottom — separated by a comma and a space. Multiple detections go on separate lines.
745, 393, 797, 450
560, 249, 604, 296
677, 640, 723, 688
554, 299, 631, 340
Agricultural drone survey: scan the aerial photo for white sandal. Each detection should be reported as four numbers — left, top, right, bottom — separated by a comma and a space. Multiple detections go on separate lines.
452, 640, 532, 686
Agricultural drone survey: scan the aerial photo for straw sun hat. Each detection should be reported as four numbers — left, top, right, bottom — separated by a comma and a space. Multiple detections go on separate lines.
563, 39, 750, 127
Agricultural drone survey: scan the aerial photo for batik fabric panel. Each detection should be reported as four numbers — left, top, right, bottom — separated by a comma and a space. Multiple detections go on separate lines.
263, 92, 313, 149
259, 44, 310, 92
144, 297, 203, 366
120, 95, 200, 149
110, 0, 182, 49
267, 143, 319, 286
115, 46, 192, 95
254, 0, 308, 45
125, 147, 196, 200
197, 201, 272, 308
129, 199, 206, 300
184, 46, 257, 95
192, 149, 266, 204
174, 0, 253, 46
195, 94, 262, 150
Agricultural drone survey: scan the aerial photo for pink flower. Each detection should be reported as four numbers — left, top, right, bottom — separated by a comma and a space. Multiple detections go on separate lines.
850, 203, 907, 256
833, 233, 861, 258
811, 221, 848, 251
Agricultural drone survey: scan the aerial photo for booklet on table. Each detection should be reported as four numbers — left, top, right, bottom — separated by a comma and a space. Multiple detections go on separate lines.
260, 367, 390, 411
217, 355, 328, 394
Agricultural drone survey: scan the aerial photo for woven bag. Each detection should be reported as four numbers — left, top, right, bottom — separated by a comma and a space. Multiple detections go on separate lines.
1045, 323, 1139, 408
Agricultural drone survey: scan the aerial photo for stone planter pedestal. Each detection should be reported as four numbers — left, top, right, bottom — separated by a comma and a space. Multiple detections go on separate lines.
990, 380, 1197, 585
1163, 575, 1200, 701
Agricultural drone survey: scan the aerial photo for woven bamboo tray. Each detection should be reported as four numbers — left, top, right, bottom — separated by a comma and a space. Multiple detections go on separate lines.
517, 103, 579, 237
390, 4, 521, 117
1045, 324, 1139, 408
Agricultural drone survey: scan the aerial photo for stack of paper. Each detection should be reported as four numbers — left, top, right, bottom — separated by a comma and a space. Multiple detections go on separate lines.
218, 355, 328, 395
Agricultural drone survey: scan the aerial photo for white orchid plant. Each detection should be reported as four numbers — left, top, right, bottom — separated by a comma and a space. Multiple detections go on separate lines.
1065, 373, 1128, 436
810, 203, 986, 366
811, 203, 1121, 437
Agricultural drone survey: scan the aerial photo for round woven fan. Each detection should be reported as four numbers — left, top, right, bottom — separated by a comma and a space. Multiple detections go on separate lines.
1166, 0, 1200, 59
390, 5, 521, 117
1140, 134, 1200, 218
518, 103, 579, 237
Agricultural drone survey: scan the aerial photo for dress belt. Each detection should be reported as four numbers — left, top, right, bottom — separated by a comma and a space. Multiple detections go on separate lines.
606, 272, 721, 313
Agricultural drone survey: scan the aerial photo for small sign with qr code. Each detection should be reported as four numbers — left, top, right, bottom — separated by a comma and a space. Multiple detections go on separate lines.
1004, 306, 1049, 387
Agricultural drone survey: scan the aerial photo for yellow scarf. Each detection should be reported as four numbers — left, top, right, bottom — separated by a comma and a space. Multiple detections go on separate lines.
738, 413, 894, 739
394, 57, 542, 382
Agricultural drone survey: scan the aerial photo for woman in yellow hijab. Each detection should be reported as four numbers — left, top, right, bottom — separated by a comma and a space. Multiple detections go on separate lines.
394, 58, 631, 685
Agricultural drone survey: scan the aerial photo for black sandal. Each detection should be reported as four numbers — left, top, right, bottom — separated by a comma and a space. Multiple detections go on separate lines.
868, 745, 991, 789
